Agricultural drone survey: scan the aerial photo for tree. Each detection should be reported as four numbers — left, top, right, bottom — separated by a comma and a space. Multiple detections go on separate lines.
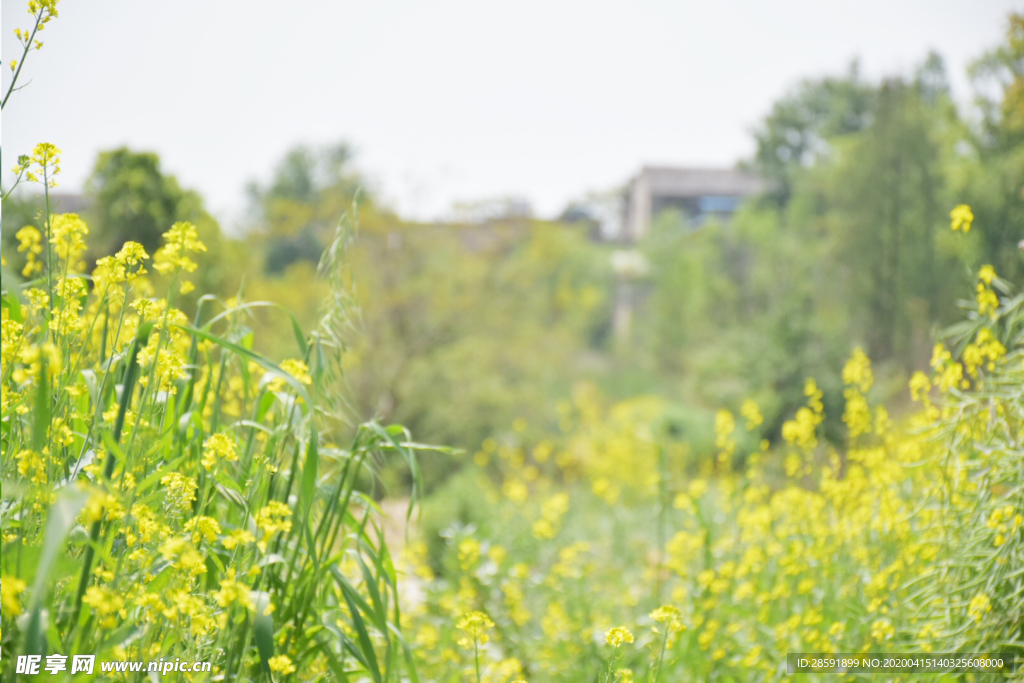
85, 147, 239, 300
246, 143, 364, 273
960, 13, 1024, 282
825, 68, 963, 365
751, 62, 876, 204
86, 148, 209, 256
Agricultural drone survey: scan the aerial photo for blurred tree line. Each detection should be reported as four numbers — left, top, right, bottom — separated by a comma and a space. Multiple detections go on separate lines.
3, 14, 1021, 486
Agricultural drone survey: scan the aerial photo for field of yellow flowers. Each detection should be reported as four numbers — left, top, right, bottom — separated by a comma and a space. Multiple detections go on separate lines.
2, 3, 1023, 682
3, 10, 429, 674
399, 211, 1023, 681
2, 170, 436, 681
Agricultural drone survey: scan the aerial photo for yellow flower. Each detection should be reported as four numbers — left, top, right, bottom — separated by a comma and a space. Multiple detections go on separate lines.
201, 432, 239, 471
908, 372, 931, 403
268, 655, 296, 675
94, 241, 149, 286
649, 604, 685, 633
214, 569, 255, 611
967, 593, 991, 622
870, 618, 894, 641
184, 515, 222, 543
740, 399, 763, 430
457, 538, 480, 570
82, 585, 125, 628
604, 626, 634, 647
15, 225, 43, 277
268, 359, 313, 392
950, 204, 973, 232
221, 528, 256, 550
842, 389, 872, 439
255, 501, 293, 536
153, 222, 206, 293
455, 610, 494, 649
842, 347, 873, 392
49, 213, 88, 263
160, 472, 198, 512
28, 142, 61, 187
1, 576, 28, 617
976, 282, 999, 317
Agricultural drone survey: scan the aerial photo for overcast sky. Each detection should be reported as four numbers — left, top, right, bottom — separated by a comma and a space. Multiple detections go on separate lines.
2, 0, 1018, 227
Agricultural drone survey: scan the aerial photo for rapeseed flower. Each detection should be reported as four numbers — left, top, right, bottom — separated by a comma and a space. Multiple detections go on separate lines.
456, 610, 495, 648
950, 204, 973, 232
268, 655, 296, 675
605, 626, 634, 647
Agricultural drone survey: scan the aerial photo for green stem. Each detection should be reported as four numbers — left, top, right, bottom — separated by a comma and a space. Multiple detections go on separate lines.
650, 629, 669, 683
1, 10, 43, 110
474, 638, 481, 683
67, 323, 151, 639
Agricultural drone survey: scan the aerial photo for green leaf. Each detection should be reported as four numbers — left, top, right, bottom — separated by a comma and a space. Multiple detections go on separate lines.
177, 324, 312, 406
26, 487, 88, 655
332, 567, 383, 683
300, 429, 320, 521
2, 290, 24, 322
253, 590, 276, 679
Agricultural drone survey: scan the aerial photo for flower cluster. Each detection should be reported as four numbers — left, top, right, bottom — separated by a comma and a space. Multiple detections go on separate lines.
1, 207, 408, 680
400, 234, 1023, 679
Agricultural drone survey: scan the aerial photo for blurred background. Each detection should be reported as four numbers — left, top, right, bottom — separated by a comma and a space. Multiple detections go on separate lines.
3, 0, 1023, 488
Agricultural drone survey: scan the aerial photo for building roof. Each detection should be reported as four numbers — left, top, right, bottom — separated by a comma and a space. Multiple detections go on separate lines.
635, 166, 764, 197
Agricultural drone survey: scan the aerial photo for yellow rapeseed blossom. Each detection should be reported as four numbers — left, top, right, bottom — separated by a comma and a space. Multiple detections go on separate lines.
456, 610, 495, 649
280, 358, 312, 384
201, 432, 239, 471
27, 142, 61, 186
255, 501, 293, 536
16, 225, 43, 277
82, 585, 125, 628
153, 222, 206, 275
458, 537, 480, 570
968, 593, 991, 622
49, 213, 88, 265
214, 569, 255, 611
650, 604, 685, 633
221, 528, 256, 550
842, 347, 873, 392
605, 626, 634, 647
976, 266, 1000, 318
1, 576, 28, 617
184, 516, 222, 543
870, 618, 895, 642
268, 358, 313, 392
268, 655, 296, 675
160, 472, 198, 512
909, 372, 931, 403
950, 204, 973, 232
740, 399, 763, 430
93, 241, 149, 286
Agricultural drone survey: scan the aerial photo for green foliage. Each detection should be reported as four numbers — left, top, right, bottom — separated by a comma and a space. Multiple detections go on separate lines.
247, 143, 364, 274
960, 13, 1024, 284
1, 33, 424, 681
86, 148, 208, 256
751, 60, 876, 204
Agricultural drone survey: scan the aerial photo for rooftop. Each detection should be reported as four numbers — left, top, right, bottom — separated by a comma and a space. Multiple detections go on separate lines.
634, 166, 764, 197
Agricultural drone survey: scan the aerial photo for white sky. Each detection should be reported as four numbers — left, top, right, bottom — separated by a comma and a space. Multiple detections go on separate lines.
2, 0, 1018, 227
